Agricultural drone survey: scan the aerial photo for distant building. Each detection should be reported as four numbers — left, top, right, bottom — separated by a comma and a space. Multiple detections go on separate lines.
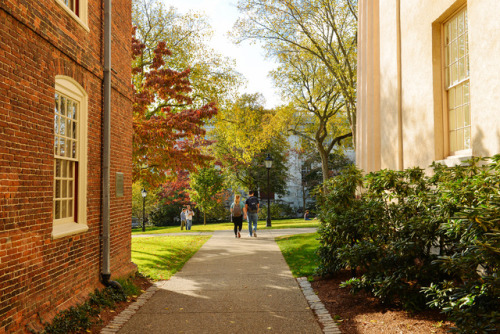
279, 133, 355, 211
0, 1, 135, 332
357, 0, 500, 172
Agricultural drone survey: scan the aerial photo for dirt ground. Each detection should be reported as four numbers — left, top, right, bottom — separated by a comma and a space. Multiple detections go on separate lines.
90, 271, 453, 333
311, 270, 453, 334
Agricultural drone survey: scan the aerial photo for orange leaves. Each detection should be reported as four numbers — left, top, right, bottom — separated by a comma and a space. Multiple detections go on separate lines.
132, 32, 218, 187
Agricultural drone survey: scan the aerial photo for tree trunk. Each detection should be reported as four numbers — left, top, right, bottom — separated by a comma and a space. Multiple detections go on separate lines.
203, 212, 206, 225
316, 142, 330, 192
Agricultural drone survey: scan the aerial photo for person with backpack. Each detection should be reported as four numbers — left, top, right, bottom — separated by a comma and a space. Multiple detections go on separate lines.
244, 190, 259, 237
230, 194, 245, 238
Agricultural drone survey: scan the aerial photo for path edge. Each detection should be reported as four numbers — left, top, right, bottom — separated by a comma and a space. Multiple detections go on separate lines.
100, 283, 161, 333
297, 277, 342, 334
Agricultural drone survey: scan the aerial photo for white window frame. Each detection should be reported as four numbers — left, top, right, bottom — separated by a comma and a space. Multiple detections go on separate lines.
54, 0, 90, 32
52, 76, 88, 239
442, 5, 471, 159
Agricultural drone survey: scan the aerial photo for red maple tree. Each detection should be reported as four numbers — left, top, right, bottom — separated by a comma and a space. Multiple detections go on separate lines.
132, 29, 217, 187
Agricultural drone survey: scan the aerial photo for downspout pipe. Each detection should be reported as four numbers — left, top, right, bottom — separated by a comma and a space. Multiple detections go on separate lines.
101, 0, 121, 290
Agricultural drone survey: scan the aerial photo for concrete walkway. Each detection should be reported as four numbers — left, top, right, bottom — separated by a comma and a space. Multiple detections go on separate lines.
116, 228, 323, 333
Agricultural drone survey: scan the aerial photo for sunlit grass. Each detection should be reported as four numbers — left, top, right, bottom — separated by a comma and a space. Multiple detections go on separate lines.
276, 232, 320, 279
132, 218, 319, 235
131, 235, 211, 280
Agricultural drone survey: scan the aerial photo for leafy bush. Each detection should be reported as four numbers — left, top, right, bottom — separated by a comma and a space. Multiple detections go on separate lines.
150, 203, 182, 226
316, 156, 500, 332
258, 202, 296, 220
35, 283, 129, 334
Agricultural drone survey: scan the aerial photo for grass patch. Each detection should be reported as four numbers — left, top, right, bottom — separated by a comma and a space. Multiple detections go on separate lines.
132, 218, 319, 235
131, 235, 211, 280
276, 232, 320, 279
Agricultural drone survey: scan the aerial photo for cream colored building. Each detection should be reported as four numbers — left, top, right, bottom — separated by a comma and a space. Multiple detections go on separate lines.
356, 0, 500, 173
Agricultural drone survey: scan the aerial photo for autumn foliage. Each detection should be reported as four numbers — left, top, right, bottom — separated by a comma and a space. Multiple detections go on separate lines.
132, 29, 217, 187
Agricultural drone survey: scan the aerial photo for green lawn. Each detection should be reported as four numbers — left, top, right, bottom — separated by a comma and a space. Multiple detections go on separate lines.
132, 218, 319, 235
276, 232, 320, 280
131, 235, 211, 280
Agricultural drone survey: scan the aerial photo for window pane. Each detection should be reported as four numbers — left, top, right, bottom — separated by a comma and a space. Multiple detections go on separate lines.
458, 35, 465, 59
455, 85, 463, 107
458, 58, 465, 82
72, 141, 77, 159
451, 63, 457, 85
450, 130, 457, 152
55, 159, 61, 177
445, 23, 450, 45
465, 55, 469, 77
55, 201, 60, 219
62, 201, 67, 218
464, 82, 470, 103
457, 106, 464, 128
54, 114, 59, 136
448, 88, 455, 109
457, 128, 464, 151
464, 104, 470, 126
61, 97, 66, 116
60, 138, 65, 156
72, 122, 77, 139
458, 11, 464, 35
451, 41, 457, 63
68, 200, 73, 217
66, 139, 71, 157
72, 103, 77, 120
55, 180, 61, 198
62, 180, 67, 198
464, 127, 471, 149
451, 17, 457, 40
62, 160, 67, 177
54, 135, 59, 155
67, 119, 72, 138
60, 116, 66, 136
449, 109, 456, 131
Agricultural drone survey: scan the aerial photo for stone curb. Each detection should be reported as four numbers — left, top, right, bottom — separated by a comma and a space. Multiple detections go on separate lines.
100, 283, 161, 333
297, 277, 342, 334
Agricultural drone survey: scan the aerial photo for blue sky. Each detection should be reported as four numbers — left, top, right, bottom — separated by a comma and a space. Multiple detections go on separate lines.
163, 0, 281, 108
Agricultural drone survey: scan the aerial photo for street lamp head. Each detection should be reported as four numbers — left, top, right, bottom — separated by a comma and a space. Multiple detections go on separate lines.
141, 188, 147, 198
264, 153, 273, 169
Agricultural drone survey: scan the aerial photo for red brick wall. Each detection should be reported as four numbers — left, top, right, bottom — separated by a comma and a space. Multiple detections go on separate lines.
0, 1, 135, 332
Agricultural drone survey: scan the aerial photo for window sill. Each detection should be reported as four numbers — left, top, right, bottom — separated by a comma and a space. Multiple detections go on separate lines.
52, 222, 89, 239
436, 154, 473, 167
54, 0, 90, 32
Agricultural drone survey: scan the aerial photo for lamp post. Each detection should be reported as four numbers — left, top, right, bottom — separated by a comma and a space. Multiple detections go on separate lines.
264, 154, 273, 227
141, 188, 147, 232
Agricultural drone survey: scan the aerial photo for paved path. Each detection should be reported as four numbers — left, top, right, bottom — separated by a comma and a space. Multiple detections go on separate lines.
116, 228, 323, 333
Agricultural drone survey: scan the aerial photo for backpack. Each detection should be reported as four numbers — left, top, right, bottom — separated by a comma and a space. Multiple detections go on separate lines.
232, 203, 242, 217
247, 197, 259, 213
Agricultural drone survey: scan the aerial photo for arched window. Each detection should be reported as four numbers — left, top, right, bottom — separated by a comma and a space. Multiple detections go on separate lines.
52, 76, 88, 239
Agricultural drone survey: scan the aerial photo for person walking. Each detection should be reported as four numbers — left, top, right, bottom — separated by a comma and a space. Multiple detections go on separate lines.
186, 205, 194, 230
244, 190, 259, 237
180, 208, 187, 230
230, 194, 245, 238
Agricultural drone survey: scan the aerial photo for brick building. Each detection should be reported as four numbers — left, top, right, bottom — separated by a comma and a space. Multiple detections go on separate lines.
0, 1, 136, 332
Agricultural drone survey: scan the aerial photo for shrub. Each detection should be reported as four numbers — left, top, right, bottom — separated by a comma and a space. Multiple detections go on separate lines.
316, 155, 500, 332
35, 283, 129, 334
